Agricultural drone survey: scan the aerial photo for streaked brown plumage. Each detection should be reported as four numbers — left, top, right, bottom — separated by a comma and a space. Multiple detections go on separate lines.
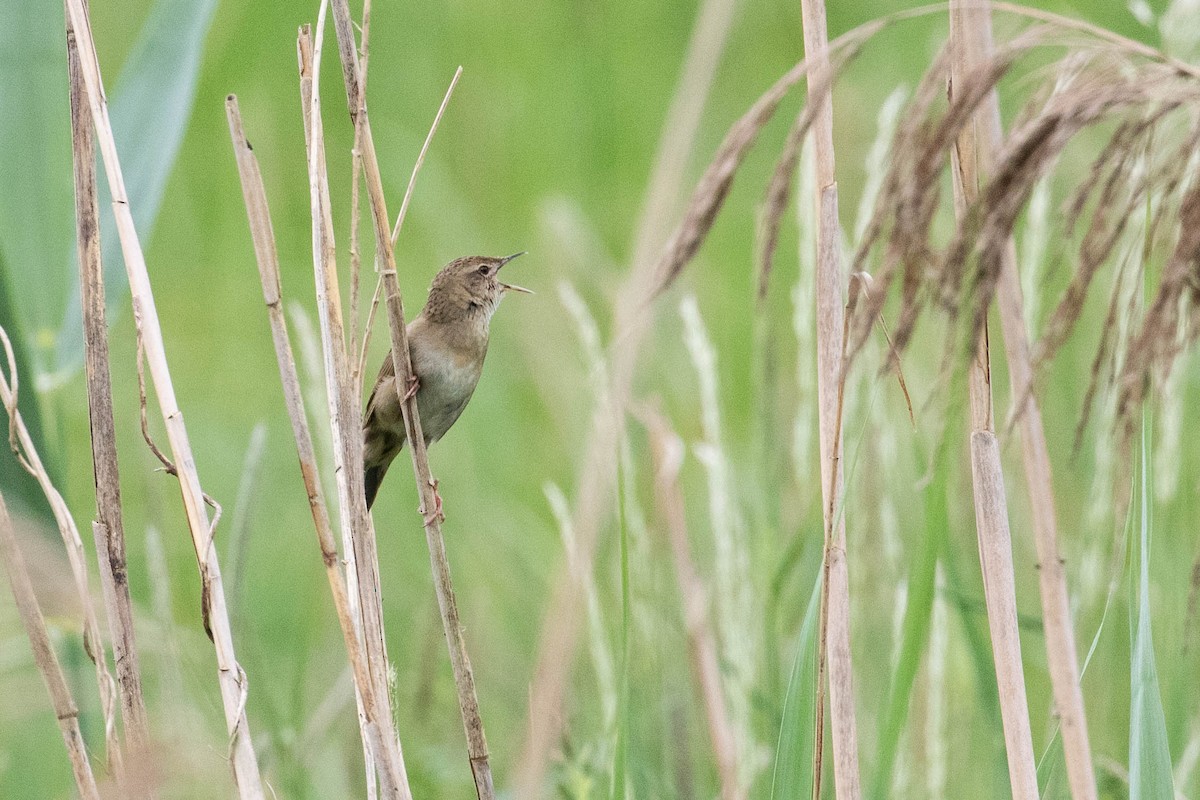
362, 253, 529, 508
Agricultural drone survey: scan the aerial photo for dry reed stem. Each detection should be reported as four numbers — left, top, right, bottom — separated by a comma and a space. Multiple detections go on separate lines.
0, 491, 101, 800
0, 328, 123, 781
61, 0, 264, 794
640, 406, 745, 800
356, 66, 462, 383
225, 94, 412, 800
323, 2, 496, 796
798, 0, 863, 796
949, 4, 1039, 797
298, 20, 408, 798
515, 0, 738, 792
954, 4, 1097, 798
65, 2, 153, 768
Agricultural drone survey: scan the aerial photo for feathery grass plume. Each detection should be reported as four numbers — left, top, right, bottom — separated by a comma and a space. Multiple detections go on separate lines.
680, 296, 760, 788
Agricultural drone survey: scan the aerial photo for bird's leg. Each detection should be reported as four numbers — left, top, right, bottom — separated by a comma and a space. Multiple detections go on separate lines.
420, 477, 445, 525
402, 373, 420, 402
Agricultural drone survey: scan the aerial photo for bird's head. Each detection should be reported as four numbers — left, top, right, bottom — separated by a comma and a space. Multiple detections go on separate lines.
423, 252, 531, 324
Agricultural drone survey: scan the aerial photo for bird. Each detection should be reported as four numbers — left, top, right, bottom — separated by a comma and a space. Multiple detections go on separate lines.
362, 252, 530, 513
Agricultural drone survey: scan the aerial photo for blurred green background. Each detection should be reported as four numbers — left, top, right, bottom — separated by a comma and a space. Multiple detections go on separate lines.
0, 0, 1197, 797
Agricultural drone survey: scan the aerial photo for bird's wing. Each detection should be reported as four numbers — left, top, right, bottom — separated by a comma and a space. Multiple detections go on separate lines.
363, 349, 396, 424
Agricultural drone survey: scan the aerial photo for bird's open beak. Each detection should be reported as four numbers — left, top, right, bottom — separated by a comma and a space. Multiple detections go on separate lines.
497, 251, 532, 294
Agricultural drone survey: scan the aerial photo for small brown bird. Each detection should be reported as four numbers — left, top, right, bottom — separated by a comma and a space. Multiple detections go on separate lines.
362, 252, 530, 511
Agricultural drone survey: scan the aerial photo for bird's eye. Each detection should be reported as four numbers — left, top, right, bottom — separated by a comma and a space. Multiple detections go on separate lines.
477, 266, 490, 276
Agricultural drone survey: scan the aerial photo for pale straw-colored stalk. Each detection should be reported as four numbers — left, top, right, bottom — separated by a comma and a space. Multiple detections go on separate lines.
948, 4, 1039, 798
298, 16, 405, 798
0, 491, 101, 800
226, 93, 412, 800
641, 407, 745, 800
61, 0, 264, 793
515, 0, 737, 791
798, 0, 862, 795
952, 4, 1097, 798
65, 1, 152, 769
324, 1, 495, 795
0, 329, 123, 780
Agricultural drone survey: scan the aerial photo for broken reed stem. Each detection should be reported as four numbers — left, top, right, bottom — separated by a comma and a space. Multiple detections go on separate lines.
0, 491, 101, 800
298, 19, 409, 799
324, 3, 496, 797
949, 3, 1039, 798
516, 0, 738, 791
65, 1, 152, 764
61, 1, 264, 795
959, 4, 1097, 799
641, 408, 745, 800
798, 0, 862, 797
0, 327, 123, 781
225, 94, 412, 800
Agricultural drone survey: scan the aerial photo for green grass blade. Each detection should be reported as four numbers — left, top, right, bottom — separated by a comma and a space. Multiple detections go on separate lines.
1129, 413, 1175, 799
870, 440, 950, 797
53, 0, 219, 378
771, 573, 822, 800
0, 0, 74, 372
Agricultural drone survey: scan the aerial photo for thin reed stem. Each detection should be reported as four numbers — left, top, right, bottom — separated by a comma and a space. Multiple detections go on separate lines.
798, 0, 862, 797
1, 326, 123, 782
61, 0, 264, 794
297, 18, 408, 797
65, 1, 153, 769
957, 4, 1097, 798
325, 3, 495, 796
949, 4, 1039, 797
225, 93, 412, 800
0, 491, 101, 800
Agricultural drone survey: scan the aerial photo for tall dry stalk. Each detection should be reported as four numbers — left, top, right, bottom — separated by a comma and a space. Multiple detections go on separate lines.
515, 0, 738, 791
798, 0, 862, 796
641, 407, 745, 800
65, 0, 152, 764
0, 491, 101, 800
62, 1, 264, 795
0, 327, 124, 782
323, 2, 495, 796
956, 4, 1097, 798
949, 4, 1038, 798
297, 19, 407, 799
225, 94, 412, 800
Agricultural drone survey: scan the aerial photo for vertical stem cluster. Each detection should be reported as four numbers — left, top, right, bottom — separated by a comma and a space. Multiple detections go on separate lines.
62, 0, 264, 795
65, 0, 152, 763
948, 3, 1039, 798
226, 94, 411, 800
325, 2, 495, 796
798, 0, 862, 797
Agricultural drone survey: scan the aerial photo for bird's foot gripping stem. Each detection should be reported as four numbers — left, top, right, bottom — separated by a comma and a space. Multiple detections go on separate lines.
420, 477, 445, 525
402, 374, 420, 402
